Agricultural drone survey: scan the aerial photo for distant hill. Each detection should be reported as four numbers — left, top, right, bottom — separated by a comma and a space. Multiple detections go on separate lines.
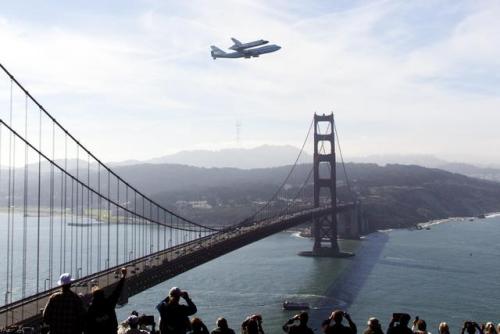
349, 154, 500, 182
109, 162, 500, 229
4, 159, 500, 230
110, 145, 312, 169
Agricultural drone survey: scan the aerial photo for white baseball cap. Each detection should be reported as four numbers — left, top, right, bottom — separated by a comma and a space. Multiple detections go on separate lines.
57, 273, 74, 286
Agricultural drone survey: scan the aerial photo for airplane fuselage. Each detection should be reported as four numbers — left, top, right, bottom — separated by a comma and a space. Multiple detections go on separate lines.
212, 44, 281, 59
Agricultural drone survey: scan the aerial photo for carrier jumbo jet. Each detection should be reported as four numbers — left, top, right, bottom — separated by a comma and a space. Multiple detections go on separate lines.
210, 37, 281, 59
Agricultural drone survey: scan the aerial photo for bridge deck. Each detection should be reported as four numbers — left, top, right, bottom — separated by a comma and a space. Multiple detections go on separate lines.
0, 205, 351, 329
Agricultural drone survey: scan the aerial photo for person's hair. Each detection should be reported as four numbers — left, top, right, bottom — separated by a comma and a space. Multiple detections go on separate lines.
191, 317, 205, 331
439, 322, 449, 334
299, 312, 309, 324
368, 317, 380, 329
242, 318, 259, 334
332, 310, 344, 323
485, 322, 496, 334
217, 317, 228, 329
416, 320, 427, 332
91, 287, 105, 304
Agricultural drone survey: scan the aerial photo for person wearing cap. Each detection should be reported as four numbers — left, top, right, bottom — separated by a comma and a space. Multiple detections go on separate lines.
43, 273, 86, 334
282, 312, 314, 334
211, 317, 236, 334
85, 267, 128, 334
125, 315, 149, 334
364, 318, 384, 334
156, 287, 197, 334
323, 310, 357, 334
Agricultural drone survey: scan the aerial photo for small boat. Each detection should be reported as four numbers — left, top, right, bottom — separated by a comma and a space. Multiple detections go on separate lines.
477, 214, 486, 219
283, 301, 310, 310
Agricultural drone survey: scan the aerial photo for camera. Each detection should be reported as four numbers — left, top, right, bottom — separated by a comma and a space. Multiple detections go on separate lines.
139, 315, 155, 326
393, 313, 410, 322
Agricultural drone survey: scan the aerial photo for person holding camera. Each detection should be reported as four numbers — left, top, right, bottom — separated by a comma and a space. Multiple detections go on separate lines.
241, 314, 265, 334
125, 315, 149, 334
323, 310, 357, 334
156, 287, 197, 334
387, 313, 412, 334
461, 321, 484, 334
282, 312, 313, 334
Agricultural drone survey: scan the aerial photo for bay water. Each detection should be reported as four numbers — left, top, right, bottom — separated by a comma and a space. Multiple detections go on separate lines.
116, 215, 500, 333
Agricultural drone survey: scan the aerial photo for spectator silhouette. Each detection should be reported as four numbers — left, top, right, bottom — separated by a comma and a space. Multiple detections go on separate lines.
125, 315, 149, 334
157, 287, 197, 334
438, 322, 449, 334
323, 310, 357, 334
211, 317, 235, 334
412, 319, 430, 334
364, 318, 384, 334
462, 322, 484, 334
191, 317, 210, 334
282, 312, 314, 334
43, 273, 86, 334
85, 267, 127, 334
387, 314, 412, 334
484, 323, 497, 334
242, 315, 264, 334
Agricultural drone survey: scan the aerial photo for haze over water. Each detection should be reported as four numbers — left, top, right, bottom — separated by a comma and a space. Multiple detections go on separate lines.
116, 216, 500, 333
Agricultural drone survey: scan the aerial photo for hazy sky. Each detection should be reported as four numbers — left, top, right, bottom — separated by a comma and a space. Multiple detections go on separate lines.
0, 1, 499, 163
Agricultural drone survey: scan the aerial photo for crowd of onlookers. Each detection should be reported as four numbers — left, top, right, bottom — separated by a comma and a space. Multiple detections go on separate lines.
15, 269, 497, 334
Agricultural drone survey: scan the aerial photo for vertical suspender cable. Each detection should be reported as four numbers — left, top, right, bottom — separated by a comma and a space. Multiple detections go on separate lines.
107, 170, 111, 268
22, 95, 28, 299
87, 153, 91, 275
49, 122, 55, 288
75, 147, 79, 276
63, 134, 68, 272
116, 179, 120, 265
36, 107, 42, 293
6, 79, 13, 305
97, 164, 101, 271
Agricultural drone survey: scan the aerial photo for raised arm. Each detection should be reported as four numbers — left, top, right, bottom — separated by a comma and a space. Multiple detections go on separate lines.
345, 313, 357, 334
109, 268, 127, 307
182, 291, 197, 315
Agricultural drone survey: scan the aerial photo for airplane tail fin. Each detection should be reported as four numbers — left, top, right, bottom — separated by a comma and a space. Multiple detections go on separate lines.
210, 45, 225, 59
210, 46, 225, 53
231, 38, 242, 46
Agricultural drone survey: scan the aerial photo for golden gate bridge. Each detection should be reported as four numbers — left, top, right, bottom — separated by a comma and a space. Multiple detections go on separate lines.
0, 63, 362, 329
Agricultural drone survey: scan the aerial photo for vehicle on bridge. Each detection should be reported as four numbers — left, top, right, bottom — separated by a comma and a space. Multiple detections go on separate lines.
210, 37, 281, 59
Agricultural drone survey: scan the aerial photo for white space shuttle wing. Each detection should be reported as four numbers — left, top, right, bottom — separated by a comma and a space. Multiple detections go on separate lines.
229, 38, 269, 51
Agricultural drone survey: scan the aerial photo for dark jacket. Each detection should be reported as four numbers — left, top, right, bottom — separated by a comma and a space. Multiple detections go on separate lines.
156, 297, 197, 334
85, 277, 126, 334
43, 288, 86, 334
211, 328, 236, 334
325, 321, 357, 334
387, 325, 413, 334
283, 322, 314, 334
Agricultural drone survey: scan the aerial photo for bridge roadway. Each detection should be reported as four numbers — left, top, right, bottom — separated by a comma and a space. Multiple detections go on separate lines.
0, 204, 351, 329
